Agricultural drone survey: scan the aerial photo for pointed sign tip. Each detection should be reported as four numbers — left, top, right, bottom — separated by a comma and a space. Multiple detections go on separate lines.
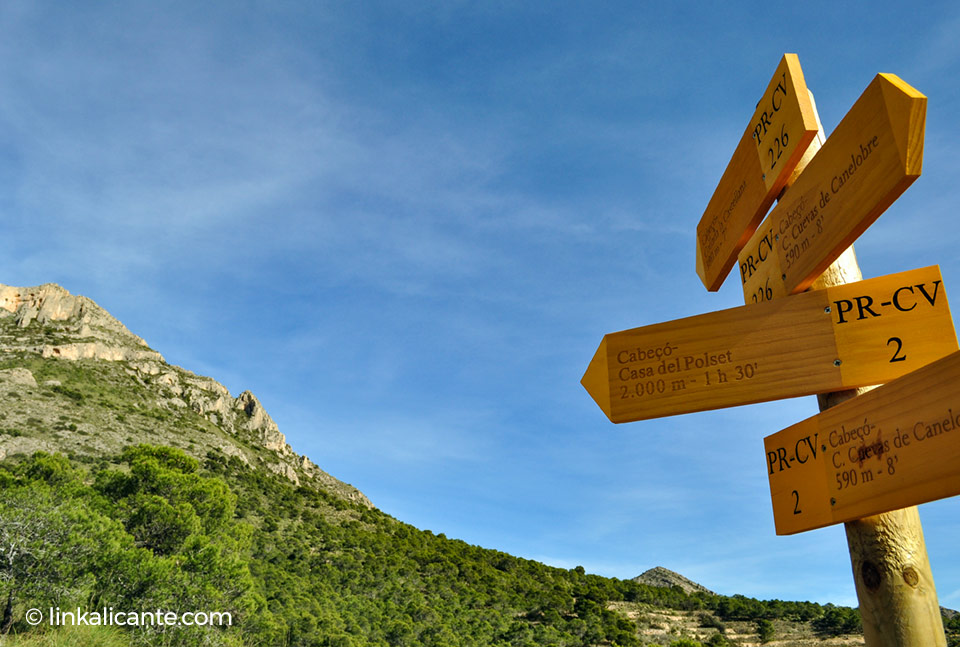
875, 73, 926, 178
695, 242, 721, 292
581, 338, 612, 421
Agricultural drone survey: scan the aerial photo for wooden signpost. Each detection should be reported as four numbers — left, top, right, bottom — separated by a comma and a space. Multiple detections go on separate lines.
696, 54, 820, 292
737, 74, 926, 303
765, 349, 960, 535
582, 266, 955, 423
583, 53, 953, 646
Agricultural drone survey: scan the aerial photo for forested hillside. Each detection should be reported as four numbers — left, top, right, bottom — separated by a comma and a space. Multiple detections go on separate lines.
1, 444, 905, 646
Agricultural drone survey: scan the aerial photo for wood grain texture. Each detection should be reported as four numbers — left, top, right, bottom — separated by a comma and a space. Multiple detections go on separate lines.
846, 507, 946, 646
737, 74, 926, 303
581, 266, 955, 423
695, 54, 819, 292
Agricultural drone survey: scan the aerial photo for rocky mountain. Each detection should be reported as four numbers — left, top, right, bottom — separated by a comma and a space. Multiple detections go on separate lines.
633, 566, 715, 596
0, 282, 370, 506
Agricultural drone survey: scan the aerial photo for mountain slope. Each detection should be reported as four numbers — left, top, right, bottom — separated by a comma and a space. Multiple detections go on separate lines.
0, 282, 369, 505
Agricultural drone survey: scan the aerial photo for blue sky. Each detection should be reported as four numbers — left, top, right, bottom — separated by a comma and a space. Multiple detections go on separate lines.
3, 1, 960, 607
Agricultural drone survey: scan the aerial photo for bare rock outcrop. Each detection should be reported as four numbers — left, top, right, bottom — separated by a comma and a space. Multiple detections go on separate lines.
1, 283, 151, 346
0, 367, 38, 387
40, 342, 162, 362
1, 283, 163, 362
236, 391, 291, 455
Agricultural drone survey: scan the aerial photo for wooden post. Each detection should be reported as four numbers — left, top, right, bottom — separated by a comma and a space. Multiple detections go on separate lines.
845, 508, 945, 646
811, 254, 946, 647
784, 88, 944, 644
710, 64, 944, 646
589, 58, 948, 645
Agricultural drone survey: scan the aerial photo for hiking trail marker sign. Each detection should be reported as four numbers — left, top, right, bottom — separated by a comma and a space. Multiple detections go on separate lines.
582, 56, 960, 525
581, 266, 956, 423
765, 349, 960, 535
738, 74, 926, 303
695, 54, 820, 292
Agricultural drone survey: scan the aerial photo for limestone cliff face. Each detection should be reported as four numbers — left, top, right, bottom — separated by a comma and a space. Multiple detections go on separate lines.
0, 282, 372, 508
237, 391, 291, 455
1, 283, 93, 326
0, 283, 162, 362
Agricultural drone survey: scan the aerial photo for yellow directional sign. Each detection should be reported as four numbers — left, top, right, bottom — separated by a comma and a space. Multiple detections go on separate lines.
696, 54, 819, 292
582, 266, 956, 423
765, 349, 960, 535
738, 73, 926, 303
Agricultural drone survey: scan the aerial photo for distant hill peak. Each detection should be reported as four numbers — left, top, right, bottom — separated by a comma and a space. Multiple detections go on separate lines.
633, 566, 714, 595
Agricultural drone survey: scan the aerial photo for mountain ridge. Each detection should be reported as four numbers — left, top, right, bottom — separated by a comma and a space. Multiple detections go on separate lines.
0, 281, 371, 506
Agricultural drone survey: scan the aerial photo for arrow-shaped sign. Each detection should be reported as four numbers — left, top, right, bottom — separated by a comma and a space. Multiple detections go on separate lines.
738, 73, 926, 303
765, 348, 960, 535
695, 54, 820, 292
582, 266, 956, 423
